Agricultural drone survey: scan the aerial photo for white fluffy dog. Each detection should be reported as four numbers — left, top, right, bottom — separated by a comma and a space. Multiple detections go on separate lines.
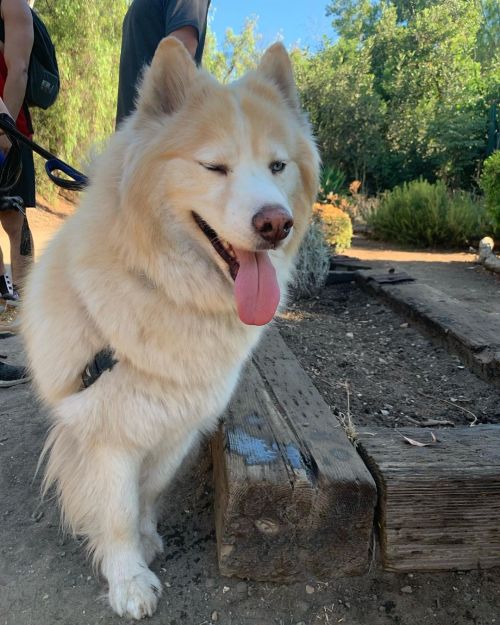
21, 38, 319, 619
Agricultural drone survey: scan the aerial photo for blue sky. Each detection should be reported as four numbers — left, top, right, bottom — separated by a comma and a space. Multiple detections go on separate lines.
209, 0, 333, 51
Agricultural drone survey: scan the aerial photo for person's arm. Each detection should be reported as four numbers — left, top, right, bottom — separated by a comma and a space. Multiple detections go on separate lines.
1, 0, 33, 122
169, 25, 198, 58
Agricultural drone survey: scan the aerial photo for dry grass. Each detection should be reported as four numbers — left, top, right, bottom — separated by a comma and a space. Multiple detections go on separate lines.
0, 301, 18, 332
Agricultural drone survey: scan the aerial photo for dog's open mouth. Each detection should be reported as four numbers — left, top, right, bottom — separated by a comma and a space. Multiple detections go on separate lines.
192, 211, 281, 326
192, 212, 240, 280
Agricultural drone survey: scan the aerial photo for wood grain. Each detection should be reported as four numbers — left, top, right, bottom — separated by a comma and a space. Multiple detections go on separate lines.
358, 426, 500, 571
212, 328, 377, 581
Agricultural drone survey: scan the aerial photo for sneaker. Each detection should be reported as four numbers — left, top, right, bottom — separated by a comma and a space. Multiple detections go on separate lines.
0, 361, 30, 387
0, 275, 18, 301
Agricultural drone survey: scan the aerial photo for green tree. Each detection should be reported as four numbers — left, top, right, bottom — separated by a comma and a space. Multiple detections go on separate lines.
31, 0, 128, 197
204, 15, 261, 83
295, 40, 386, 190
316, 0, 493, 190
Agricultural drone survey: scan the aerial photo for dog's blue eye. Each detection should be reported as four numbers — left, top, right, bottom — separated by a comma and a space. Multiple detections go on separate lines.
201, 162, 228, 175
270, 161, 286, 174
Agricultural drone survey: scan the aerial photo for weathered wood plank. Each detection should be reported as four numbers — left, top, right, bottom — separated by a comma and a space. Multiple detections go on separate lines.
357, 426, 500, 571
355, 273, 500, 385
212, 328, 377, 581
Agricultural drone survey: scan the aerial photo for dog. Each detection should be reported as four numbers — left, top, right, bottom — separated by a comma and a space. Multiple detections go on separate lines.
21, 38, 319, 619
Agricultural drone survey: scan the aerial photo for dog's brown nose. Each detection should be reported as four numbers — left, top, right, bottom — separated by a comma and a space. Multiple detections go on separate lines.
252, 205, 294, 246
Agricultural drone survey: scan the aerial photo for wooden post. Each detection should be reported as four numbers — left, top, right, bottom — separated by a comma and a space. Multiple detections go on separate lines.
212, 328, 377, 581
358, 426, 500, 571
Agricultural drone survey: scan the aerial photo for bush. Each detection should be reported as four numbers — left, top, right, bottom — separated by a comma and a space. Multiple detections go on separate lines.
292, 217, 330, 299
32, 1, 128, 200
312, 202, 353, 252
318, 165, 346, 203
480, 152, 500, 229
368, 179, 490, 247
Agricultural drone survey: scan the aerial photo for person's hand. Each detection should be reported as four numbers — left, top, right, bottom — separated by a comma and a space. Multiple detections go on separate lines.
0, 132, 12, 156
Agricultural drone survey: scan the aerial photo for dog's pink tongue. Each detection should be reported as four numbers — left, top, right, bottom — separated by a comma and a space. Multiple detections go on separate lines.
234, 249, 280, 326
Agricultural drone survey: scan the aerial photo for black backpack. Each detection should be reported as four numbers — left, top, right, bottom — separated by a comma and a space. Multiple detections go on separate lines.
0, 8, 59, 110
26, 9, 60, 110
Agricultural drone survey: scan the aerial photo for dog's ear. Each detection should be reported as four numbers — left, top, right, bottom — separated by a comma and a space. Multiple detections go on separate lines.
256, 43, 300, 113
136, 36, 197, 117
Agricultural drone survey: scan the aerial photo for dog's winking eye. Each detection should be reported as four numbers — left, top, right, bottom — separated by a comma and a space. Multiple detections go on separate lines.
270, 161, 287, 174
200, 162, 229, 175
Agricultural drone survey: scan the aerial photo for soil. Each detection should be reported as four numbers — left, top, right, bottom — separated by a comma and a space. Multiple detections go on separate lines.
278, 282, 500, 429
1, 207, 500, 625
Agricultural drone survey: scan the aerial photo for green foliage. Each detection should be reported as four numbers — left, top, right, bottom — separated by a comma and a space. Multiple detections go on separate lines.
313, 202, 353, 252
31, 0, 128, 199
318, 165, 346, 202
292, 217, 331, 299
369, 179, 489, 247
298, 0, 496, 192
204, 15, 261, 83
295, 42, 387, 190
480, 151, 500, 228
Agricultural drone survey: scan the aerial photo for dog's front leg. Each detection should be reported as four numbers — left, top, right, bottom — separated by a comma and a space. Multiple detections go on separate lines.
44, 423, 162, 620
93, 447, 162, 620
139, 431, 199, 565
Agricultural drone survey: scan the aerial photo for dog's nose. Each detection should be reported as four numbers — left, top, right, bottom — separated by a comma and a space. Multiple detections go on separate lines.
252, 205, 294, 245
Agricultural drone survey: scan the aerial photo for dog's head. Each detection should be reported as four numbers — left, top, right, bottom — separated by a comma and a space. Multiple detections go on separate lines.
122, 38, 319, 325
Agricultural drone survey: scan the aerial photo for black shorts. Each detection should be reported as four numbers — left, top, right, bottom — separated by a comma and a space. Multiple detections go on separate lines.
8, 143, 36, 208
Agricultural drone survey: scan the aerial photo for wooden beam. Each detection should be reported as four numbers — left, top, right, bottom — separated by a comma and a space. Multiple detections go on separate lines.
356, 272, 500, 386
357, 426, 500, 571
212, 328, 377, 581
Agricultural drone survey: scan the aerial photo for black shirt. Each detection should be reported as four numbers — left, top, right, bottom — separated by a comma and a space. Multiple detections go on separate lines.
116, 0, 211, 125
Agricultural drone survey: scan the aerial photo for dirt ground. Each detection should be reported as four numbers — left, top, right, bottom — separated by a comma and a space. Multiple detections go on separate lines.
1, 207, 500, 624
279, 282, 500, 429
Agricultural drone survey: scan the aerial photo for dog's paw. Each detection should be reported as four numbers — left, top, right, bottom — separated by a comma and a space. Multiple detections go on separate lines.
140, 528, 164, 565
108, 568, 162, 620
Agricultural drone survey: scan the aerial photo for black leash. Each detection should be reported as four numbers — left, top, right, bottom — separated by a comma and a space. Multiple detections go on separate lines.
0, 112, 88, 192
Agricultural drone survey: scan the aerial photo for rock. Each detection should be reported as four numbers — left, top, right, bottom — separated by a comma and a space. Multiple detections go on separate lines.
401, 585, 413, 594
236, 581, 248, 596
211, 610, 219, 622
305, 584, 315, 595
478, 237, 495, 261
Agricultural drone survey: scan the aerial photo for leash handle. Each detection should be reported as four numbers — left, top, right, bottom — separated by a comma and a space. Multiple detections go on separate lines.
0, 113, 89, 191
45, 158, 89, 191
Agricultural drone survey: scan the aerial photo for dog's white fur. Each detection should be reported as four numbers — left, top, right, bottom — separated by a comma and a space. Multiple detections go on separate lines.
21, 39, 319, 619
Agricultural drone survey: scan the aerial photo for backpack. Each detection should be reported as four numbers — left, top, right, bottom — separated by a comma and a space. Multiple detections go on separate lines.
0, 7, 59, 110
26, 9, 60, 110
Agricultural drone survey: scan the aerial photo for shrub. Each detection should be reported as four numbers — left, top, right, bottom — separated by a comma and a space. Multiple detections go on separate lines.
318, 165, 346, 203
368, 179, 490, 247
292, 217, 330, 299
32, 1, 128, 200
480, 152, 500, 229
312, 202, 353, 252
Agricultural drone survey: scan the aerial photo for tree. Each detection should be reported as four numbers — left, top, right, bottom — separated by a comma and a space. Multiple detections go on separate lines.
31, 0, 128, 196
204, 15, 261, 84
313, 0, 493, 190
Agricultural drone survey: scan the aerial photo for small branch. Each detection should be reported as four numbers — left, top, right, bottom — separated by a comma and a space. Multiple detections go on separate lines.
418, 391, 478, 427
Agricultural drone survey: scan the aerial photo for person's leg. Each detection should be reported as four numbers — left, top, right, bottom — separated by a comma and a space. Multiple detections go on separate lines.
0, 232, 15, 298
0, 208, 33, 291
